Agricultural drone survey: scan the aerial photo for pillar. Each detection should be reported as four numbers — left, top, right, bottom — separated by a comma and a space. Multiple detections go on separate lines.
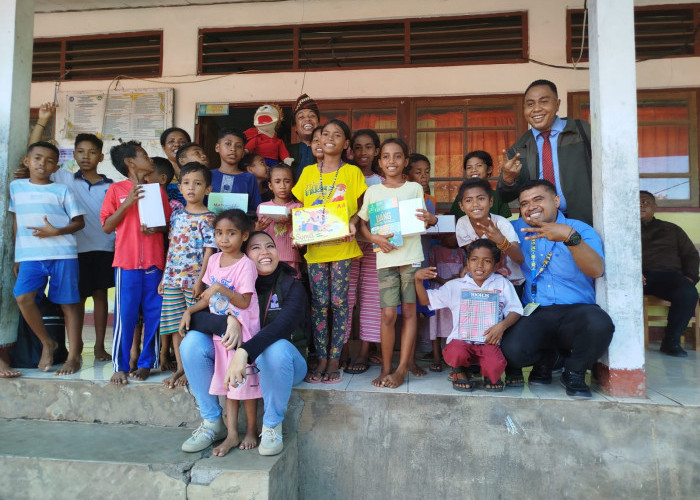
0, 0, 34, 349
588, 0, 646, 397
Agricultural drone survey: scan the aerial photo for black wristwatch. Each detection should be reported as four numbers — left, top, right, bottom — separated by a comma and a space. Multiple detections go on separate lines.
564, 230, 582, 247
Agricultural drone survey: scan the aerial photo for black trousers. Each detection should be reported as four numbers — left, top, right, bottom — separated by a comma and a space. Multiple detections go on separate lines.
644, 270, 699, 345
501, 303, 614, 373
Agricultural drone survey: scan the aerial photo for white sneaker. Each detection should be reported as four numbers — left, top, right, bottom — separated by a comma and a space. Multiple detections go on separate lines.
181, 418, 227, 452
259, 423, 283, 456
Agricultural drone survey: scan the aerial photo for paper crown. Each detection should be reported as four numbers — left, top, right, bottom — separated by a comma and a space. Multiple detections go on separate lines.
293, 93, 320, 119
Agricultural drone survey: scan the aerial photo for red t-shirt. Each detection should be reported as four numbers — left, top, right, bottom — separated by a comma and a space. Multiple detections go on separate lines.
100, 180, 172, 270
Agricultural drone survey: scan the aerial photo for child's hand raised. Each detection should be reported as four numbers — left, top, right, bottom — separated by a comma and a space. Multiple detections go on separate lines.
483, 322, 507, 345
123, 184, 144, 208
473, 218, 506, 246
414, 266, 438, 281
38, 102, 56, 123
27, 216, 60, 238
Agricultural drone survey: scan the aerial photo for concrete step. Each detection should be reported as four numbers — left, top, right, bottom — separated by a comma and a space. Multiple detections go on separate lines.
0, 418, 298, 500
0, 374, 202, 427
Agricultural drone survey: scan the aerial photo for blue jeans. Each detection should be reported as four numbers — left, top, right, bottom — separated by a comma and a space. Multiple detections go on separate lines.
181, 330, 307, 427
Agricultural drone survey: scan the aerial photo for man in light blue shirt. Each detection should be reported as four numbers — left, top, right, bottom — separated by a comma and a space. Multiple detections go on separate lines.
501, 180, 614, 399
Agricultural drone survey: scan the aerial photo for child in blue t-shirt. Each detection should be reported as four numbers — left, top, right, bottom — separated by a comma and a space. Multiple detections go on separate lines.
9, 142, 86, 376
210, 128, 262, 214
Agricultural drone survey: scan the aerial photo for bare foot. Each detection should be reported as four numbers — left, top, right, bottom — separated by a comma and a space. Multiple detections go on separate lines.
129, 368, 151, 381
408, 362, 427, 377
55, 357, 81, 376
174, 373, 189, 387
111, 371, 128, 385
371, 371, 391, 388
93, 347, 112, 361
162, 370, 182, 389
38, 340, 59, 372
0, 359, 21, 378
212, 434, 240, 457
382, 370, 406, 389
239, 430, 259, 450
160, 356, 177, 372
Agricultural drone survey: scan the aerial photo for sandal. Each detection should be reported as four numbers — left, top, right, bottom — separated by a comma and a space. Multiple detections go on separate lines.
452, 378, 473, 392
504, 368, 524, 388
447, 367, 467, 383
367, 353, 383, 366
483, 378, 505, 392
339, 358, 351, 371
429, 361, 443, 373
322, 370, 343, 385
344, 361, 369, 374
304, 370, 323, 384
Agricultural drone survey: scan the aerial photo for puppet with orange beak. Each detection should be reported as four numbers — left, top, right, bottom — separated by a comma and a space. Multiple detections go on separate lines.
245, 104, 294, 167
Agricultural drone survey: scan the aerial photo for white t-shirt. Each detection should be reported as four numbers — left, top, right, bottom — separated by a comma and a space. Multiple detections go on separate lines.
357, 181, 426, 269
427, 272, 523, 344
455, 214, 525, 284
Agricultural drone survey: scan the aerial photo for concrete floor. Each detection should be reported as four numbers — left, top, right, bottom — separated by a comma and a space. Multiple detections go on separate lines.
17, 325, 700, 407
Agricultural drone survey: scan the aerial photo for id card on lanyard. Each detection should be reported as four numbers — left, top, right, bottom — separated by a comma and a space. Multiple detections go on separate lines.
524, 238, 553, 316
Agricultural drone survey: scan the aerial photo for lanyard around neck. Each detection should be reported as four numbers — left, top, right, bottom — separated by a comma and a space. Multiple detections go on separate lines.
529, 238, 553, 301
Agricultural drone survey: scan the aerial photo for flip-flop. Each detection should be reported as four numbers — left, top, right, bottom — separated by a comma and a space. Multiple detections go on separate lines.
483, 378, 505, 392
452, 378, 473, 392
304, 370, 323, 384
321, 370, 343, 384
429, 361, 443, 373
344, 362, 369, 374
367, 353, 383, 365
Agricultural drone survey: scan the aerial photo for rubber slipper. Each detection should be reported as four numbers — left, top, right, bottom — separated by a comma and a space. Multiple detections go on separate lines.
429, 361, 443, 373
344, 362, 369, 375
483, 378, 505, 392
452, 378, 473, 392
304, 370, 323, 384
321, 370, 343, 385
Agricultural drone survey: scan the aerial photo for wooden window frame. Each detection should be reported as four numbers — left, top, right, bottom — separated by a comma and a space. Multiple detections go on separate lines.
33, 30, 163, 82
568, 89, 700, 210
198, 12, 529, 75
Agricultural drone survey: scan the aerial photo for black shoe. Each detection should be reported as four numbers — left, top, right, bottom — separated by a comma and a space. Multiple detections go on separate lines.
528, 364, 552, 385
660, 343, 688, 358
560, 370, 592, 399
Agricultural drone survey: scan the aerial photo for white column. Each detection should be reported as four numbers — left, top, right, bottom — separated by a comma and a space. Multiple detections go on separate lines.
0, 0, 34, 346
588, 0, 645, 396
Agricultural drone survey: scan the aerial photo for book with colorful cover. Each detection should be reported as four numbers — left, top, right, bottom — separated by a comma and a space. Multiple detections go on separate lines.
457, 289, 500, 343
368, 197, 403, 252
292, 200, 349, 245
207, 193, 248, 214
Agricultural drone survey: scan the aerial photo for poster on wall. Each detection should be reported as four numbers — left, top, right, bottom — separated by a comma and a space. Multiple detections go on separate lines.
55, 88, 174, 180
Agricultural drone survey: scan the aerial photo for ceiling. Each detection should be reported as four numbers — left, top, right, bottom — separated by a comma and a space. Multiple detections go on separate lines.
34, 0, 277, 13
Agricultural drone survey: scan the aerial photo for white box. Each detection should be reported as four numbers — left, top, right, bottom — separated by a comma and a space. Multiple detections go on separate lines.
426, 215, 456, 234
258, 204, 291, 221
137, 183, 166, 228
398, 198, 426, 236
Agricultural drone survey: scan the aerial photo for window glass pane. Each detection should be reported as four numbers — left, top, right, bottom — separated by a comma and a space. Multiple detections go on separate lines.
467, 106, 516, 127
466, 130, 517, 178
417, 107, 464, 128
416, 131, 463, 178
639, 178, 690, 200
433, 180, 462, 204
638, 124, 689, 173
638, 100, 689, 122
321, 110, 349, 123
352, 108, 397, 131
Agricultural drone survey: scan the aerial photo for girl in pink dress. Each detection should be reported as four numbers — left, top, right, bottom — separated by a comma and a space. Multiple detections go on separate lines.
180, 209, 260, 456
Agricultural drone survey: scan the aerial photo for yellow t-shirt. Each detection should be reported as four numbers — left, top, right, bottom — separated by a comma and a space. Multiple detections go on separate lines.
357, 181, 426, 269
292, 163, 367, 264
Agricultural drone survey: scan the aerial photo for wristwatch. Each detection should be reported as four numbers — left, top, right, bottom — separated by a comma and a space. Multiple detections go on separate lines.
564, 230, 582, 247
